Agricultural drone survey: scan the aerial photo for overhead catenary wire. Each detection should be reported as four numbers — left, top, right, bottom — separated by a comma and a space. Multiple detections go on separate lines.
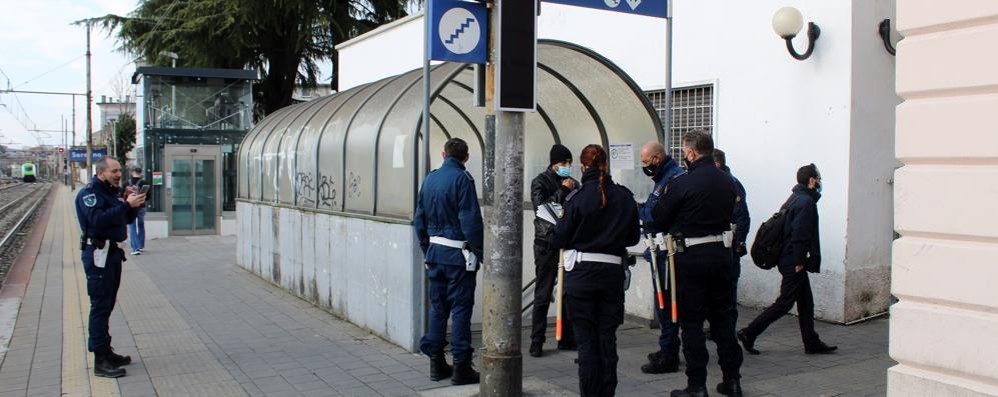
0, 65, 11, 89
11, 56, 85, 90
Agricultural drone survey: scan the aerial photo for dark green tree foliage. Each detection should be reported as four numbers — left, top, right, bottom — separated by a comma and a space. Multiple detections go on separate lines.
80, 0, 413, 116
114, 113, 137, 166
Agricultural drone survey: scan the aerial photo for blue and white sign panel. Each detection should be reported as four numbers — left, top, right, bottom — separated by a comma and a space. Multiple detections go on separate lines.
543, 0, 668, 19
428, 0, 489, 63
69, 148, 107, 163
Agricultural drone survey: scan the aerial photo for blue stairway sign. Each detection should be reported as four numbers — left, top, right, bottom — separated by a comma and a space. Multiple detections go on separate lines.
543, 0, 668, 19
428, 0, 489, 63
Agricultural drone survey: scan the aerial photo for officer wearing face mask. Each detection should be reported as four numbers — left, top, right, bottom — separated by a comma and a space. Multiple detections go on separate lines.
652, 130, 743, 397
637, 141, 685, 374
528, 144, 579, 357
737, 164, 837, 357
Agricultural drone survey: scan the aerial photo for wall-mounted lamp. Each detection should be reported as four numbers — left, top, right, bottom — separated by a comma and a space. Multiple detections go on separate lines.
879, 19, 897, 56
772, 7, 820, 61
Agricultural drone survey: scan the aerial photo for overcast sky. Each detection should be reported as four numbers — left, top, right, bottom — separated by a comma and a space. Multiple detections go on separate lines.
0, 0, 139, 149
0, 1, 362, 150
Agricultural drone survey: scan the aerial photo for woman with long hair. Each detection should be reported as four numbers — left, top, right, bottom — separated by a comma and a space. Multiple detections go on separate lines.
551, 144, 640, 396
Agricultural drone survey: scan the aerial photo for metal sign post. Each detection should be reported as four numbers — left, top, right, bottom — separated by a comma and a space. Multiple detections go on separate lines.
665, 1, 672, 144
482, 1, 536, 395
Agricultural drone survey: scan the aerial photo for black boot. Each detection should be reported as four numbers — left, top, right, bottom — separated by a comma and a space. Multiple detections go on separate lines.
429, 352, 452, 381
716, 379, 743, 396
93, 353, 126, 378
107, 348, 132, 366
670, 385, 709, 397
451, 361, 480, 385
647, 349, 663, 362
737, 329, 759, 355
641, 353, 679, 374
805, 341, 838, 354
529, 342, 543, 358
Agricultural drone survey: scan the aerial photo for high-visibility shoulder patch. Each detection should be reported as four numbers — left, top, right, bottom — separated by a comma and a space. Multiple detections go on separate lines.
83, 194, 97, 208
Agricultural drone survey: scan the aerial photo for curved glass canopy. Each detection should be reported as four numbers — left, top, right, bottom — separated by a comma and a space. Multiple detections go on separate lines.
238, 40, 663, 220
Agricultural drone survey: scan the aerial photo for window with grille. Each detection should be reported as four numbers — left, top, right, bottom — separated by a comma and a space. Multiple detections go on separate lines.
646, 84, 714, 160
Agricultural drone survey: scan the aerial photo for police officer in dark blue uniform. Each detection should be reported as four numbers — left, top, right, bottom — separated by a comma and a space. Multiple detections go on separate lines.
75, 157, 145, 378
638, 141, 685, 374
413, 138, 483, 385
653, 131, 744, 397
714, 149, 750, 282
551, 144, 640, 397
703, 149, 751, 341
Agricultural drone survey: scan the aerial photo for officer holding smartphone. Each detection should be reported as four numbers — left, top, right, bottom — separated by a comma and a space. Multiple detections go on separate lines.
76, 158, 145, 378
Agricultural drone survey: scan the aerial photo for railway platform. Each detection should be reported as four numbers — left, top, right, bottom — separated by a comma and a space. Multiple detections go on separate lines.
0, 185, 893, 396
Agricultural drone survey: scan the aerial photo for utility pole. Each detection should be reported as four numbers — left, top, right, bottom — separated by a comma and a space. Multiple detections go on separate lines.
110, 119, 117, 159
71, 96, 76, 190
85, 22, 93, 179
63, 117, 67, 186
481, 0, 529, 394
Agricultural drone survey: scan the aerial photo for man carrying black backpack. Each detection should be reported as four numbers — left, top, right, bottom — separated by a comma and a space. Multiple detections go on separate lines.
738, 164, 837, 355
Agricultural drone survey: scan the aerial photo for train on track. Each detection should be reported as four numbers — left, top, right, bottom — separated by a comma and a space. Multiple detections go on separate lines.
21, 162, 36, 183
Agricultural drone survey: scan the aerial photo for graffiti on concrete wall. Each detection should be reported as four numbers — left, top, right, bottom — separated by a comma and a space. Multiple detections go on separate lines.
294, 172, 316, 206
318, 175, 337, 208
348, 172, 361, 198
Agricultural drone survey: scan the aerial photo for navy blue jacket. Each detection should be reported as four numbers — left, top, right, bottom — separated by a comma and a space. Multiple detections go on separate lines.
639, 157, 685, 235
75, 177, 139, 243
550, 169, 640, 257
651, 156, 736, 238
722, 166, 751, 257
413, 157, 484, 267
780, 184, 821, 272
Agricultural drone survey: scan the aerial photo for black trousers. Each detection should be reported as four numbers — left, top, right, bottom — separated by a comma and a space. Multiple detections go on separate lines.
675, 243, 742, 388
743, 268, 820, 347
82, 245, 123, 353
532, 240, 574, 345
565, 262, 625, 397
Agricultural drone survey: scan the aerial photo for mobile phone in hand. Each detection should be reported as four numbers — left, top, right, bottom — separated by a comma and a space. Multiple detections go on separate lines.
138, 185, 151, 194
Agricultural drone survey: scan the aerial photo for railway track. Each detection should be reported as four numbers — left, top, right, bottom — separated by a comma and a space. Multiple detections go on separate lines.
0, 182, 29, 194
0, 183, 52, 283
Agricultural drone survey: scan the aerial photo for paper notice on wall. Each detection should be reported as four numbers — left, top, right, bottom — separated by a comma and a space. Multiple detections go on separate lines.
393, 135, 407, 168
151, 171, 163, 185
609, 143, 634, 170
165, 172, 172, 189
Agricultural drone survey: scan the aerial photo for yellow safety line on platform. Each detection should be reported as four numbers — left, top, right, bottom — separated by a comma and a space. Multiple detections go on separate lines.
61, 186, 91, 397
59, 186, 121, 396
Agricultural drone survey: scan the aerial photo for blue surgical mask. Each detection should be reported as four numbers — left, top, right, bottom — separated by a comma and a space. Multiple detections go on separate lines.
816, 181, 823, 193
556, 166, 572, 178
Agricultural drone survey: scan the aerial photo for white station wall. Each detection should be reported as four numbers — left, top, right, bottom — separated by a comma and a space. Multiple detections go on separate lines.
337, 1, 896, 322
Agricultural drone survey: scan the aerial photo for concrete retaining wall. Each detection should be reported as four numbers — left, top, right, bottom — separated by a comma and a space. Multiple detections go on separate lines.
236, 201, 666, 351
237, 201, 422, 350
